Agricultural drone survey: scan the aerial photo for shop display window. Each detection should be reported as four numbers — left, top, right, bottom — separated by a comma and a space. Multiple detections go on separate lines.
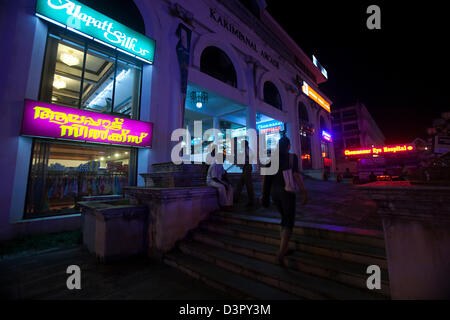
24, 140, 135, 219
40, 28, 142, 119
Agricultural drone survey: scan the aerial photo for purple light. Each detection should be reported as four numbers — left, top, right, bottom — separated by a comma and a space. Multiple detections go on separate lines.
322, 130, 332, 142
21, 100, 153, 148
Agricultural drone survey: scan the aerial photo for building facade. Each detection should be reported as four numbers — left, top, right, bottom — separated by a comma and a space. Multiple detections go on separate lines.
331, 102, 384, 173
0, 0, 334, 241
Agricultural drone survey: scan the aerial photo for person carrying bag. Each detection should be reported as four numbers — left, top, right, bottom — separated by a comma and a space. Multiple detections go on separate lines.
260, 137, 307, 266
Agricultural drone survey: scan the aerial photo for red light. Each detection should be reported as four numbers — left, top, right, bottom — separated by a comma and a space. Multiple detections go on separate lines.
345, 144, 415, 156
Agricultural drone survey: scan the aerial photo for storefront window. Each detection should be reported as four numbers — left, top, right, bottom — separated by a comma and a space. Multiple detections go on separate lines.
25, 140, 135, 219
298, 102, 313, 169
301, 135, 313, 170
40, 28, 142, 119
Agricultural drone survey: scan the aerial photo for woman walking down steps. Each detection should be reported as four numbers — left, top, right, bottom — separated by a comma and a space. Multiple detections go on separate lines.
260, 136, 308, 265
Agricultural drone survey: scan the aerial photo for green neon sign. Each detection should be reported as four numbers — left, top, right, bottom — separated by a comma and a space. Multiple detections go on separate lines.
36, 0, 155, 64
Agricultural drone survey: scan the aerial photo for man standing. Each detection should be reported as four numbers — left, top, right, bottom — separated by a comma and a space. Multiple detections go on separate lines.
234, 140, 255, 207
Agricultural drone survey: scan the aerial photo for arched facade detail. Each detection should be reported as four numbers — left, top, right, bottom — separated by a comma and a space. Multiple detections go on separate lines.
257, 71, 286, 110
191, 34, 247, 92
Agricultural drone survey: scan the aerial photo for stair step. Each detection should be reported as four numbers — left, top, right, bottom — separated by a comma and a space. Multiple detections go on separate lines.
212, 212, 385, 248
179, 240, 385, 300
200, 221, 387, 269
188, 229, 390, 296
164, 251, 299, 300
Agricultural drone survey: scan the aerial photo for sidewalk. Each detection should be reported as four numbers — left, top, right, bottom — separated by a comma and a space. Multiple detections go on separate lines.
0, 246, 232, 300
235, 178, 383, 231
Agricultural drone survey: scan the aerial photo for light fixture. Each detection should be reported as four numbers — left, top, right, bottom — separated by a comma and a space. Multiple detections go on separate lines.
51, 96, 58, 101
53, 76, 66, 90
190, 91, 208, 109
100, 157, 105, 161
60, 49, 79, 66
114, 153, 119, 158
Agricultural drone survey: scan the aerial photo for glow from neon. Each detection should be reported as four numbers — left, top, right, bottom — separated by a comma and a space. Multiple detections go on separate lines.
322, 130, 332, 142
345, 145, 415, 156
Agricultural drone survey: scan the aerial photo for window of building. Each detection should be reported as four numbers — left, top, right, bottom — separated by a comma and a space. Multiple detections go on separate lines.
346, 138, 361, 148
344, 123, 359, 131
25, 140, 136, 219
200, 46, 237, 88
298, 102, 309, 122
40, 28, 143, 119
263, 82, 282, 110
343, 110, 357, 117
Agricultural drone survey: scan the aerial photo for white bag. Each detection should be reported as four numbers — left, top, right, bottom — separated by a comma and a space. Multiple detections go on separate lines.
283, 154, 302, 193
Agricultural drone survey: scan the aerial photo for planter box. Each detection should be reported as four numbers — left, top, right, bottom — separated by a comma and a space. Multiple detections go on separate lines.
79, 200, 148, 262
359, 182, 450, 299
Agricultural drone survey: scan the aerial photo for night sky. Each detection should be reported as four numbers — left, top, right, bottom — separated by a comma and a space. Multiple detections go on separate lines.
266, 1, 447, 144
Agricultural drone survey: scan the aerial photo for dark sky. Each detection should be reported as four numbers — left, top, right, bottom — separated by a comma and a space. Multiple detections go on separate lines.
265, 0, 447, 144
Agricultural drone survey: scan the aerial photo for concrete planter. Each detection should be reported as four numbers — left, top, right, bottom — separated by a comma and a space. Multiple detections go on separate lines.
359, 182, 450, 299
124, 186, 218, 257
79, 200, 148, 262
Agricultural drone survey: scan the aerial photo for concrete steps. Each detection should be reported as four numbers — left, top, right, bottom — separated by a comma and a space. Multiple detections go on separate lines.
200, 220, 388, 269
164, 251, 299, 300
163, 211, 390, 299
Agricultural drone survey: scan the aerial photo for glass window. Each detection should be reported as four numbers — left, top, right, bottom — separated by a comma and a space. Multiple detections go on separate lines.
300, 135, 313, 170
263, 82, 282, 110
25, 140, 135, 219
200, 46, 237, 88
344, 123, 359, 131
40, 28, 142, 119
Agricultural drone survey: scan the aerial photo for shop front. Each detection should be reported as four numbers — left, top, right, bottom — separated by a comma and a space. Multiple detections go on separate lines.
17, 0, 155, 220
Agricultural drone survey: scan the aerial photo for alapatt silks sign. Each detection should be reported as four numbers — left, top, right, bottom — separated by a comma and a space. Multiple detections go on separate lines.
36, 0, 156, 64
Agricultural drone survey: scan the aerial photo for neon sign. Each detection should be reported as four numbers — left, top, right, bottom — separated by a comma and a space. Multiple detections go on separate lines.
257, 120, 285, 134
35, 0, 156, 64
322, 130, 332, 142
21, 100, 153, 148
302, 81, 331, 113
345, 145, 414, 156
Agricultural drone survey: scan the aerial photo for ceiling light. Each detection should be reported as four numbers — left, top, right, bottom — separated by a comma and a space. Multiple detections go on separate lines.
100, 157, 105, 161
60, 50, 79, 66
190, 91, 208, 109
53, 76, 66, 89
114, 153, 119, 158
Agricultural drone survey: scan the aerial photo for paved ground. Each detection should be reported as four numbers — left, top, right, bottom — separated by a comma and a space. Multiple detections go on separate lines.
0, 178, 382, 300
236, 178, 383, 231
0, 246, 232, 300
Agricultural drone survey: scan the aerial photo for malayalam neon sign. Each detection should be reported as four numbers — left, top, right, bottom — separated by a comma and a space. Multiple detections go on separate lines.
344, 145, 414, 156
257, 120, 285, 134
21, 100, 153, 148
35, 0, 156, 64
302, 81, 331, 113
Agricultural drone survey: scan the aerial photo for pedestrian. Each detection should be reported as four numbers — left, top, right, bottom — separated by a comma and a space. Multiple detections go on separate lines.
206, 146, 233, 211
260, 136, 307, 266
369, 171, 377, 182
234, 140, 255, 207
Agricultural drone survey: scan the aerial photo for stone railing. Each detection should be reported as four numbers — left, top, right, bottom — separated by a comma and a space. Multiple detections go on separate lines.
358, 181, 450, 299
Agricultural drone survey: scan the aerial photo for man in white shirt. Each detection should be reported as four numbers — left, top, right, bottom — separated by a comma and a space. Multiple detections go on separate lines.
206, 147, 233, 210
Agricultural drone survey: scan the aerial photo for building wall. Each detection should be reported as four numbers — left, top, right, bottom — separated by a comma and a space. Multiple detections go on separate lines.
0, 0, 334, 241
331, 102, 385, 172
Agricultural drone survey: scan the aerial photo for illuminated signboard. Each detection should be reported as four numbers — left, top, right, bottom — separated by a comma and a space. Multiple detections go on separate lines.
21, 100, 153, 148
322, 130, 332, 142
35, 0, 156, 64
257, 120, 285, 134
312, 55, 328, 79
344, 145, 414, 156
302, 81, 331, 113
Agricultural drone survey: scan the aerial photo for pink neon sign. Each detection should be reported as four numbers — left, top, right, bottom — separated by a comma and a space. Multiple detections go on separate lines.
21, 100, 153, 148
